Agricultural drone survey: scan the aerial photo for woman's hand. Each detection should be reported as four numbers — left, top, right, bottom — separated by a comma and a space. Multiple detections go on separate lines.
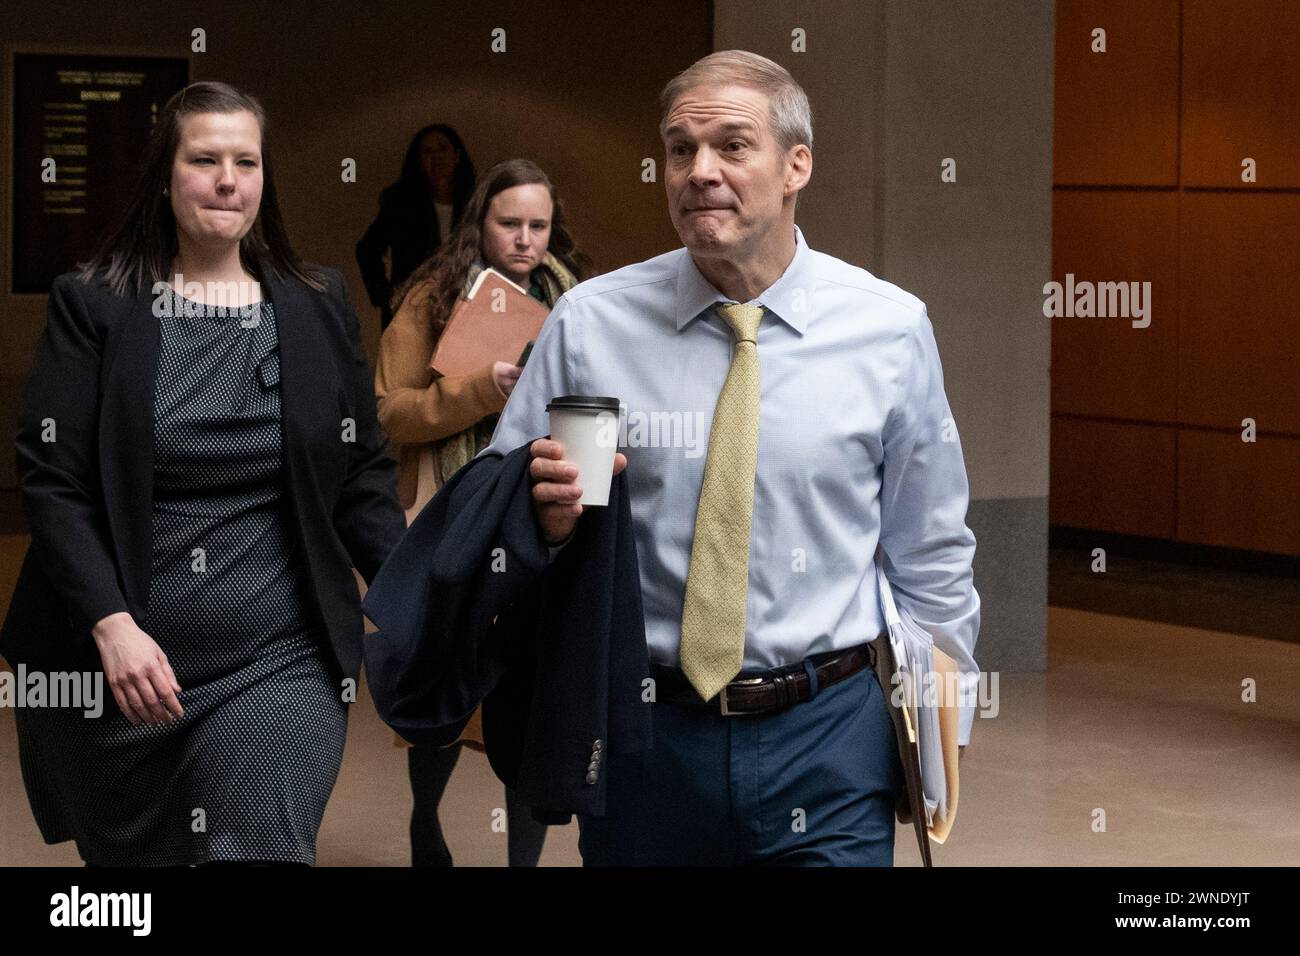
91, 612, 184, 726
492, 361, 523, 398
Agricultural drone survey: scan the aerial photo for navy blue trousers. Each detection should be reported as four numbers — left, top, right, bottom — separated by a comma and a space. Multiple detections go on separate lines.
577, 662, 903, 866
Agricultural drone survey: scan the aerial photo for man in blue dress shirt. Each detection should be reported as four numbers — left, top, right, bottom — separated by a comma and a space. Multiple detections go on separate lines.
481, 50, 980, 865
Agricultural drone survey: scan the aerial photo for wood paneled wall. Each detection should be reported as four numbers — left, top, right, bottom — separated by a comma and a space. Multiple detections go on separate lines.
1051, 0, 1300, 556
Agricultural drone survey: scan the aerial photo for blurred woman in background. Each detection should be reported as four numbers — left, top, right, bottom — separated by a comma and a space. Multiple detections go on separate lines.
356, 124, 476, 329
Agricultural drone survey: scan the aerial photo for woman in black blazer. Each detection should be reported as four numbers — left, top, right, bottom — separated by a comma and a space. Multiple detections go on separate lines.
355, 124, 476, 330
0, 81, 405, 866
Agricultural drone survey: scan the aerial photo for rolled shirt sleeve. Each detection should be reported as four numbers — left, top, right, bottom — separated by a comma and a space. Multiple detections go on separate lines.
877, 306, 981, 746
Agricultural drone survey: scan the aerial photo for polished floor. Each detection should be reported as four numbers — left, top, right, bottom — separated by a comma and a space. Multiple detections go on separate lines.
2, 533, 1297, 866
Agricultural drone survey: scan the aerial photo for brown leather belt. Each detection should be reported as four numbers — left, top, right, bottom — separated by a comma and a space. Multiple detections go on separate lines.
652, 641, 878, 716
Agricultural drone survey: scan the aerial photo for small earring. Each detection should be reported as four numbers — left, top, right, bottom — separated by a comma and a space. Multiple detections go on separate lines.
162, 187, 169, 197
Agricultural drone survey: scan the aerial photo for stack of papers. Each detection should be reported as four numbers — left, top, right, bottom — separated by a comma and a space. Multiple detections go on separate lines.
874, 562, 961, 842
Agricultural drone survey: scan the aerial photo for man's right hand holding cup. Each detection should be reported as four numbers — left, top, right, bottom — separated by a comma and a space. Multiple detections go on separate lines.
529, 438, 627, 545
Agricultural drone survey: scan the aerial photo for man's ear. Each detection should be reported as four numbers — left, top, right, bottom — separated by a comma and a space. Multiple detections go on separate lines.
784, 144, 812, 198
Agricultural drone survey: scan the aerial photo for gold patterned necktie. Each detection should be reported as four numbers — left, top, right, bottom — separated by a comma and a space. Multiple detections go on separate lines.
679, 301, 765, 701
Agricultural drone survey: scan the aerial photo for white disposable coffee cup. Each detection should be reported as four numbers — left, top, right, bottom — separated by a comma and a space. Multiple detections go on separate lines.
546, 395, 621, 506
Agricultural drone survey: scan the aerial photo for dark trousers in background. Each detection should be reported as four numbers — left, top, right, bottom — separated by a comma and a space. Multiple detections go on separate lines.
576, 664, 903, 866
407, 742, 549, 867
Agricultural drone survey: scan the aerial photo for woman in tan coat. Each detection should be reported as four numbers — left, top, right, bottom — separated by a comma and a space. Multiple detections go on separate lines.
374, 158, 590, 866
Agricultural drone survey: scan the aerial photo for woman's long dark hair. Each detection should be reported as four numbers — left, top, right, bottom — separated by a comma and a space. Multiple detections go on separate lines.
78, 81, 323, 294
391, 159, 593, 341
392, 123, 476, 224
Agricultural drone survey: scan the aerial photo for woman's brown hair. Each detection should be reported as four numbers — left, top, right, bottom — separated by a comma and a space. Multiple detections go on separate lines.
78, 80, 323, 295
390, 158, 592, 340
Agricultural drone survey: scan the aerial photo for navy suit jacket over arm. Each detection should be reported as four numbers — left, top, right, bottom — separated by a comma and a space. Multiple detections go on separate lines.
362, 441, 652, 823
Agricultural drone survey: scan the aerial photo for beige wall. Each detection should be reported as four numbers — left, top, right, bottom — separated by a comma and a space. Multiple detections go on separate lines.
0, 0, 712, 493
716, 0, 1054, 504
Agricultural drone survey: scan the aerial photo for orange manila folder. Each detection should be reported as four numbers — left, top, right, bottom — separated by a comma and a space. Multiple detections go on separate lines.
429, 267, 550, 377
926, 645, 961, 844
895, 644, 962, 844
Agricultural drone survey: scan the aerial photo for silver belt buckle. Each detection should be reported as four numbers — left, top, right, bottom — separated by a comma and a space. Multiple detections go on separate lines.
719, 677, 765, 716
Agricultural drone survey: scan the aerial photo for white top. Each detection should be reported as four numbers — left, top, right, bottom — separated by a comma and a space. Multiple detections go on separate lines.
434, 201, 453, 244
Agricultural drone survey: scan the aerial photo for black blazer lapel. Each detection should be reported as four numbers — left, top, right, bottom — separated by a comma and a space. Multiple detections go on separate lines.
98, 286, 160, 619
264, 270, 351, 620
265, 270, 337, 517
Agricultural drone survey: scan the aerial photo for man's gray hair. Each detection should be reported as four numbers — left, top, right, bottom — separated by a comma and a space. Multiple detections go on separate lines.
658, 50, 813, 154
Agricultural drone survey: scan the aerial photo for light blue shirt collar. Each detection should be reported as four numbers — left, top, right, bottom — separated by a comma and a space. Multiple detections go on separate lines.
674, 224, 812, 335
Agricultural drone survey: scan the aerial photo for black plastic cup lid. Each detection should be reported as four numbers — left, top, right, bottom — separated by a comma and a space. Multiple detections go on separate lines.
546, 395, 621, 412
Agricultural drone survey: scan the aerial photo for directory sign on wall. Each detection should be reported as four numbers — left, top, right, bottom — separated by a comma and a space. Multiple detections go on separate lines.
10, 52, 188, 293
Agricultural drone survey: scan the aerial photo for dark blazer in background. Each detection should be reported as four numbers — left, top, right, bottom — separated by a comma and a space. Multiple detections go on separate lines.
355, 183, 450, 327
363, 442, 652, 824
0, 265, 406, 681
